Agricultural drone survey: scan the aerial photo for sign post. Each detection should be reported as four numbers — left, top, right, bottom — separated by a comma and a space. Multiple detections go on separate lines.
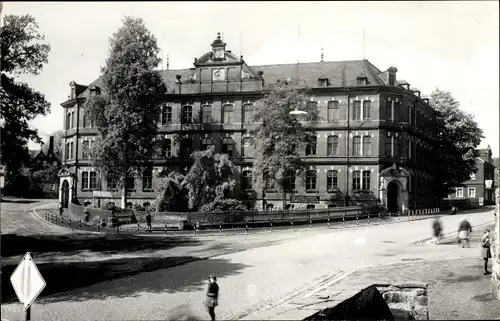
10, 252, 46, 321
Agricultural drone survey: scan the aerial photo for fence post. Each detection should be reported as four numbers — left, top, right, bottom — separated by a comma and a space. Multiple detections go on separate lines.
116, 225, 119, 235
388, 211, 391, 221
327, 215, 331, 228
309, 218, 312, 230
342, 213, 345, 228
137, 223, 140, 233
61, 217, 63, 226
219, 222, 223, 233
291, 217, 294, 230
164, 222, 168, 235
270, 220, 273, 232
398, 211, 401, 220
69, 218, 72, 230
245, 220, 249, 234
97, 223, 100, 232
367, 212, 370, 224
356, 212, 359, 225
79, 220, 82, 229
378, 211, 381, 224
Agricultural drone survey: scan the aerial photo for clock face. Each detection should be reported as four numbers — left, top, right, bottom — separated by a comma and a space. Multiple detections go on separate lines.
213, 68, 225, 81
214, 49, 224, 59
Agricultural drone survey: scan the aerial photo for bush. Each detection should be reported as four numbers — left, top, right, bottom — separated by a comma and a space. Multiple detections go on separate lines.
200, 198, 249, 213
102, 202, 116, 211
132, 202, 146, 212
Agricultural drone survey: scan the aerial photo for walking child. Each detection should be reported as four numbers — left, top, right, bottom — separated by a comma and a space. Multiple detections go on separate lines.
206, 275, 219, 321
481, 229, 492, 275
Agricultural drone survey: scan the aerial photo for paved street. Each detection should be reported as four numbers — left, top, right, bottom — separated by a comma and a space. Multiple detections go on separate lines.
1, 200, 496, 321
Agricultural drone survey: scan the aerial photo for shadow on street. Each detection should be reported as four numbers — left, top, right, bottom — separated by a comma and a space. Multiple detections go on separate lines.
2, 256, 248, 303
1, 233, 202, 257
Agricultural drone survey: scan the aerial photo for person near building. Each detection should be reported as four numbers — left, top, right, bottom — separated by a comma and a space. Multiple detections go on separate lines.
145, 211, 152, 233
206, 275, 219, 321
458, 217, 472, 248
59, 201, 63, 216
432, 217, 443, 244
481, 229, 492, 275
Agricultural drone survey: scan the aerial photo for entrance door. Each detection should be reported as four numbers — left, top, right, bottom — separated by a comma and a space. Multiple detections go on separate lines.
387, 181, 400, 213
61, 180, 69, 208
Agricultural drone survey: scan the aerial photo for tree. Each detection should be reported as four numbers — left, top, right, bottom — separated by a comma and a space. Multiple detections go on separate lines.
251, 79, 319, 209
85, 16, 166, 208
155, 170, 187, 212
430, 89, 484, 199
41, 130, 64, 160
182, 146, 238, 210
493, 157, 499, 190
0, 14, 51, 179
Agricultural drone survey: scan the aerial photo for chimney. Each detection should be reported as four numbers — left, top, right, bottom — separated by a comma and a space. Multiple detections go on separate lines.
48, 136, 54, 155
387, 66, 398, 86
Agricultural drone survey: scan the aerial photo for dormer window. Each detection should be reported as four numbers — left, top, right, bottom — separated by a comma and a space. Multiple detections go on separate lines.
357, 73, 368, 86
318, 77, 329, 87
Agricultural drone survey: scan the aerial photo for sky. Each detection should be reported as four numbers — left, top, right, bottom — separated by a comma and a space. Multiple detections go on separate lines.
3, 1, 499, 157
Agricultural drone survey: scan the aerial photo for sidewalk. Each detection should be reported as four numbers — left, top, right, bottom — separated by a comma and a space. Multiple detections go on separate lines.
251, 223, 499, 321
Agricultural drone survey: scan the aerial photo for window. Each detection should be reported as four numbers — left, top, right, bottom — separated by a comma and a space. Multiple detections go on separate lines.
470, 173, 476, 180
357, 77, 367, 86
353, 101, 361, 120
242, 170, 253, 190
327, 170, 338, 192
107, 176, 117, 190
353, 136, 361, 156
327, 101, 339, 121
65, 142, 69, 160
362, 171, 371, 190
82, 141, 90, 159
161, 138, 172, 158
201, 137, 213, 150
307, 101, 318, 110
285, 169, 296, 192
182, 105, 192, 124
407, 139, 411, 158
305, 136, 317, 156
142, 169, 153, 191
242, 137, 254, 157
306, 170, 317, 192
126, 175, 135, 190
82, 112, 86, 128
408, 103, 413, 125
89, 171, 97, 189
243, 103, 254, 124
456, 187, 464, 198
468, 187, 476, 198
352, 170, 361, 190
318, 78, 329, 87
181, 137, 192, 158
385, 136, 392, 156
161, 106, 172, 125
327, 135, 339, 156
66, 112, 71, 130
394, 101, 401, 122
394, 138, 401, 157
385, 101, 392, 121
81, 172, 89, 190
222, 103, 234, 124
264, 173, 275, 192
222, 137, 234, 157
71, 112, 75, 128
306, 204, 316, 210
363, 100, 371, 120
201, 104, 212, 123
69, 142, 74, 159
362, 136, 371, 156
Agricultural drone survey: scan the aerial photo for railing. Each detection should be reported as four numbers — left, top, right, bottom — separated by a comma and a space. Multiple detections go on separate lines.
407, 208, 441, 220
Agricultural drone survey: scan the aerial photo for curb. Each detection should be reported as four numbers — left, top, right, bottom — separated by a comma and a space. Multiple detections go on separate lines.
32, 208, 101, 235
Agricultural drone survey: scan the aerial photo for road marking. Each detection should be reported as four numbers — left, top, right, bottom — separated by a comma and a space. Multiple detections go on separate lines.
302, 270, 355, 298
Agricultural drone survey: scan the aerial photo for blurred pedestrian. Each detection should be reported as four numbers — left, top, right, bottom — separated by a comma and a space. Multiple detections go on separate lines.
59, 201, 63, 216
206, 275, 219, 321
458, 217, 472, 248
145, 211, 152, 233
481, 229, 492, 275
432, 217, 443, 244
451, 206, 457, 215
84, 207, 90, 223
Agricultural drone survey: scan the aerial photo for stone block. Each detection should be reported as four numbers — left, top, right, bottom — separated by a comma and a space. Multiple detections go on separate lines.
412, 305, 429, 320
415, 288, 426, 296
393, 281, 428, 289
415, 295, 428, 306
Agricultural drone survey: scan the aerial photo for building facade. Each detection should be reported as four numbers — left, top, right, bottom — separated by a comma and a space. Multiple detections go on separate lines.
58, 33, 439, 212
448, 146, 496, 205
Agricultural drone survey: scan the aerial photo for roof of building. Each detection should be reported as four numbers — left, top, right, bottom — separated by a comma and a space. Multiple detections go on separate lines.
75, 59, 392, 100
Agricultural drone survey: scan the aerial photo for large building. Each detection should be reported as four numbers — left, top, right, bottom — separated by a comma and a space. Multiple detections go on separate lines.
58, 33, 439, 212
448, 146, 496, 205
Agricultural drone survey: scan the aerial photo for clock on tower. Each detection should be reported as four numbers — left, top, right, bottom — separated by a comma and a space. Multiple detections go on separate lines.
214, 48, 224, 59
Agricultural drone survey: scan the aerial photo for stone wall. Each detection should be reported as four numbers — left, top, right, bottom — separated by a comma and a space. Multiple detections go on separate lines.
492, 188, 500, 301
376, 282, 429, 320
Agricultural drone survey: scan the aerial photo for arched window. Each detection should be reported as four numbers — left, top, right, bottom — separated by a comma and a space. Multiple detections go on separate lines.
182, 105, 192, 124
353, 100, 361, 120
222, 102, 234, 124
242, 137, 254, 157
327, 170, 338, 192
306, 136, 317, 156
327, 101, 339, 121
306, 170, 317, 192
363, 100, 371, 120
353, 136, 361, 156
201, 103, 212, 124
161, 106, 172, 125
201, 137, 213, 150
363, 136, 371, 156
242, 170, 253, 190
222, 137, 234, 157
161, 138, 172, 158
142, 168, 153, 191
327, 135, 339, 156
